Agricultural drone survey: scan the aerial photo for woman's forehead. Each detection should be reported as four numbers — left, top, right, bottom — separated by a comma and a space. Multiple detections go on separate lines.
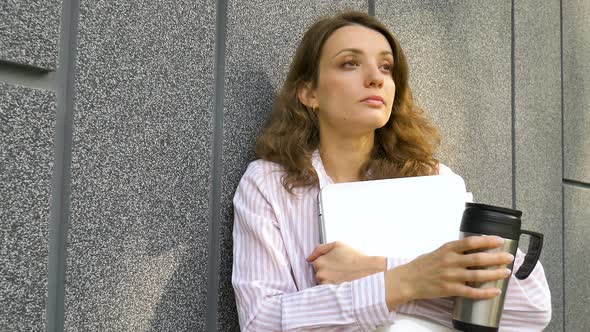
322, 25, 393, 59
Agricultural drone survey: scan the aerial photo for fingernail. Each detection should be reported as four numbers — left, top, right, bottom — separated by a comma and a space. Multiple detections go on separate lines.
494, 289, 502, 295
504, 268, 512, 276
495, 236, 505, 244
507, 254, 514, 262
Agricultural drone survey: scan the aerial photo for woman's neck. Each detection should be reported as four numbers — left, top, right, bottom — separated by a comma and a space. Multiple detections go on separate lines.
319, 132, 374, 183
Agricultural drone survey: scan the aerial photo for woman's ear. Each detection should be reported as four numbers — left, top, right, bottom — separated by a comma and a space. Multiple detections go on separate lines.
297, 82, 318, 108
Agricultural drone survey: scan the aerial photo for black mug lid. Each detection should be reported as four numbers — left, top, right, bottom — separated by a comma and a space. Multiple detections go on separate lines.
460, 203, 522, 240
460, 203, 544, 280
465, 203, 522, 218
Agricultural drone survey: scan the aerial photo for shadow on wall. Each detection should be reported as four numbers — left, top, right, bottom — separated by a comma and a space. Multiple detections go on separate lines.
148, 63, 276, 331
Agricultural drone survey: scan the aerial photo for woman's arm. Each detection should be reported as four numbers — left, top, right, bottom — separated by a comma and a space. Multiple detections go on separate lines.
232, 163, 396, 332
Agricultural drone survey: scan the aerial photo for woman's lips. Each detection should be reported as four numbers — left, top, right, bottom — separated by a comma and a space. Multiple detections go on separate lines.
362, 99, 385, 106
361, 95, 385, 106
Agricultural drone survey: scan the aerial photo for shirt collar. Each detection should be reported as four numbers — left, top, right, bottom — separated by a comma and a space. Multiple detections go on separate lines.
311, 149, 334, 189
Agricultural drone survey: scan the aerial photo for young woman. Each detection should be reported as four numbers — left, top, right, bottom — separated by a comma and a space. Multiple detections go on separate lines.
232, 11, 551, 331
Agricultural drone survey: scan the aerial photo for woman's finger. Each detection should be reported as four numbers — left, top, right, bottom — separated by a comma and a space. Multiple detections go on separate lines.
450, 283, 502, 300
306, 242, 337, 262
449, 235, 505, 253
452, 267, 512, 283
458, 252, 514, 268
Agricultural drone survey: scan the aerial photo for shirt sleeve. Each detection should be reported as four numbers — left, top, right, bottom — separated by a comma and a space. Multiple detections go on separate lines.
232, 163, 395, 332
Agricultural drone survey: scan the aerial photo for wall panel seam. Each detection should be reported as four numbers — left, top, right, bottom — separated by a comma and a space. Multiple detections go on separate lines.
563, 179, 590, 189
46, 0, 80, 330
0, 59, 53, 73
511, 0, 516, 210
206, 0, 228, 331
560, 0, 565, 330
0, 61, 55, 90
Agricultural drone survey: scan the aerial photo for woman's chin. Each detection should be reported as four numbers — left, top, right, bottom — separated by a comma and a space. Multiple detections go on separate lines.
339, 121, 389, 137
356, 116, 391, 131
358, 108, 391, 126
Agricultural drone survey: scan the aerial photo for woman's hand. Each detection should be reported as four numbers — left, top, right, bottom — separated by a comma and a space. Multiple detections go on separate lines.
385, 236, 515, 310
306, 241, 386, 285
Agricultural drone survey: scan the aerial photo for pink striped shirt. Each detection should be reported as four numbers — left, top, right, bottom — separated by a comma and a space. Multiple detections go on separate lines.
232, 151, 552, 331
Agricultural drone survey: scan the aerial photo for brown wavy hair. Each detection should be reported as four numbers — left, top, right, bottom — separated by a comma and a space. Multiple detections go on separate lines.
256, 11, 441, 193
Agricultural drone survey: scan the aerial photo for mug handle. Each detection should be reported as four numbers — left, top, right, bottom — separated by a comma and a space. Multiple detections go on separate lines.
514, 230, 544, 280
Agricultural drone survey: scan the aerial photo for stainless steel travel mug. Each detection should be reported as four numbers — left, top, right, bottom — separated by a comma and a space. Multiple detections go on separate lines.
452, 203, 543, 332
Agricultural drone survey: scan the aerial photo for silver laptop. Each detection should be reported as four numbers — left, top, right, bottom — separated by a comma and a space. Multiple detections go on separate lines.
318, 174, 469, 331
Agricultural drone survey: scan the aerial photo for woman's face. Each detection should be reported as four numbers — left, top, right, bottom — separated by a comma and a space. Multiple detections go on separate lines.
307, 25, 396, 137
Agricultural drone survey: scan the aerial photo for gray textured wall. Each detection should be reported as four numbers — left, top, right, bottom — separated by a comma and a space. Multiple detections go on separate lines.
1, 0, 588, 331
564, 186, 590, 331
0, 0, 61, 70
563, 0, 590, 331
0, 83, 56, 331
65, 0, 215, 330
564, 0, 590, 185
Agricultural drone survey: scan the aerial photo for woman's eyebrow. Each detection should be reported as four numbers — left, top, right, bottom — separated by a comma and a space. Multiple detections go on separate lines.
330, 48, 393, 59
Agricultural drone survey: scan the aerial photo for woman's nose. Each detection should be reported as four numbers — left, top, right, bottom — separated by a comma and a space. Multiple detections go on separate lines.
364, 66, 384, 88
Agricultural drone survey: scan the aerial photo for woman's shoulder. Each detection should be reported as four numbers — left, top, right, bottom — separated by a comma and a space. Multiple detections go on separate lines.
239, 159, 315, 198
238, 159, 287, 191
243, 159, 286, 178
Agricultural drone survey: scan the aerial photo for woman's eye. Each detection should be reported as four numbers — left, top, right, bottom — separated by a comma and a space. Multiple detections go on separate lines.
381, 64, 393, 72
342, 60, 359, 68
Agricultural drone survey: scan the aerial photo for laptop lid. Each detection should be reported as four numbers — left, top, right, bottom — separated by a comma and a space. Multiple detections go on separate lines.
318, 174, 468, 259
